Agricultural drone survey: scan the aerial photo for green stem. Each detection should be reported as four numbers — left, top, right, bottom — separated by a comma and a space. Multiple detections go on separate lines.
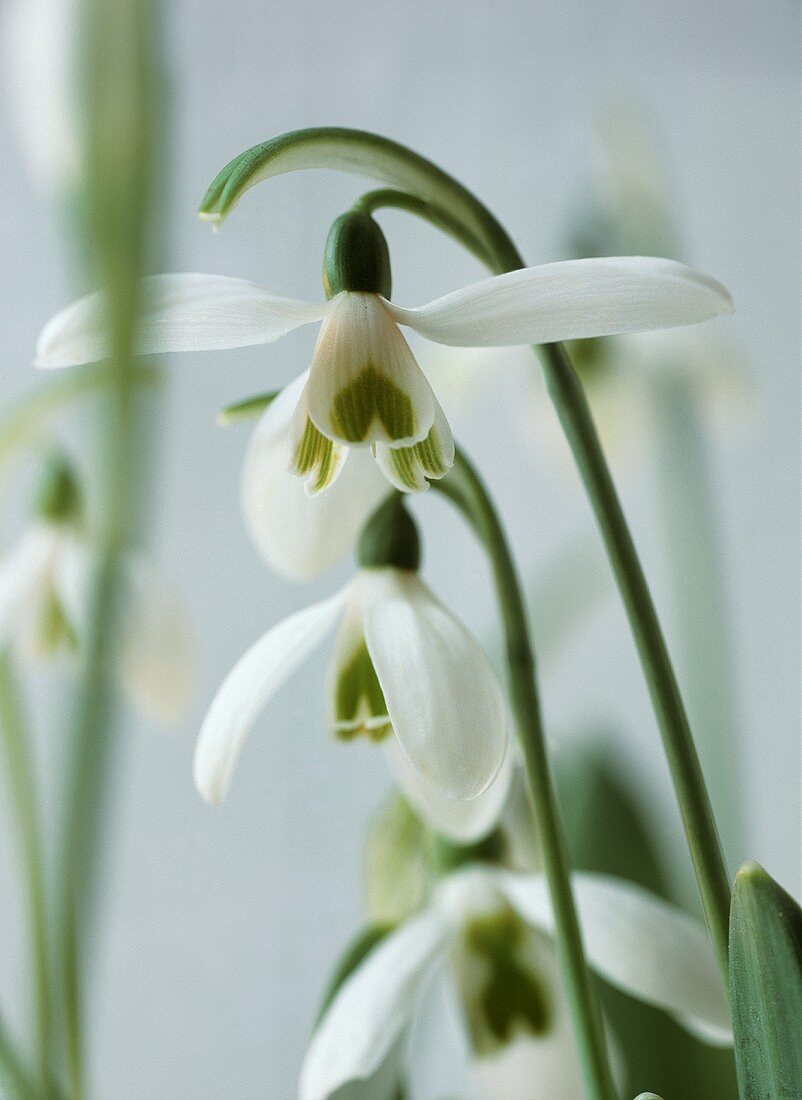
435, 449, 618, 1100
0, 654, 52, 1099
363, 180, 731, 982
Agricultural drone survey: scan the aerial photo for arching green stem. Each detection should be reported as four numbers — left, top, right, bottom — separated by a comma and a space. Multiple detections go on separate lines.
434, 448, 617, 1100
0, 654, 52, 1099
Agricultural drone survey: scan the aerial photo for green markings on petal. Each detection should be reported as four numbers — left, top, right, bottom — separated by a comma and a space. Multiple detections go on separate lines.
332, 639, 392, 742
31, 591, 78, 658
330, 366, 416, 444
381, 420, 453, 492
456, 909, 552, 1056
290, 417, 345, 495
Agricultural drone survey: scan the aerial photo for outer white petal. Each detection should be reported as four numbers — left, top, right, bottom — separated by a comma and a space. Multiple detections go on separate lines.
193, 586, 349, 805
496, 870, 732, 1046
306, 293, 436, 447
241, 374, 389, 581
385, 733, 513, 844
364, 572, 507, 801
299, 910, 449, 1100
386, 257, 733, 347
0, 526, 61, 648
35, 273, 328, 368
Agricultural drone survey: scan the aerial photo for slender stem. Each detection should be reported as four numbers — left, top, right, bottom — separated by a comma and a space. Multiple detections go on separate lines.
538, 341, 731, 979
435, 449, 618, 1100
0, 654, 53, 1100
363, 181, 731, 982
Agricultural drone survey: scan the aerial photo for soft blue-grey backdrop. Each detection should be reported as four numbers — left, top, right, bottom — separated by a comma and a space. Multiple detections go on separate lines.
0, 1, 799, 1096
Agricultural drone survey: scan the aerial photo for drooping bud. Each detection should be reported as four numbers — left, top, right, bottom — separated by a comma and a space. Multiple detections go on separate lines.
322, 211, 392, 299
357, 495, 420, 572
34, 454, 81, 524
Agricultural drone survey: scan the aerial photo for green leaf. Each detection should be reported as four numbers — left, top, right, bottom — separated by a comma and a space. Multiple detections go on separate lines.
314, 923, 393, 1029
197, 127, 514, 271
729, 861, 802, 1100
216, 390, 280, 425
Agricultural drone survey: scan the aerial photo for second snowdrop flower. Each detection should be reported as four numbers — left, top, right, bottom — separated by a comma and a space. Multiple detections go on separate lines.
194, 500, 510, 834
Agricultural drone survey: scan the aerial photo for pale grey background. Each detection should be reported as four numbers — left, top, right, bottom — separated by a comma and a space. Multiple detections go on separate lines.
0, 1, 799, 1096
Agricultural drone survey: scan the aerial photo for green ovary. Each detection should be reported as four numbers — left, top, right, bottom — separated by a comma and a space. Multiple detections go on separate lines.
333, 640, 392, 742
330, 365, 416, 443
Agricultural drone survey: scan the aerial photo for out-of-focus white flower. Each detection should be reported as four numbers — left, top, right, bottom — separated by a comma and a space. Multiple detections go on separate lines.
193, 565, 511, 840
35, 217, 733, 498
0, 459, 193, 722
301, 865, 732, 1100
2, 0, 82, 192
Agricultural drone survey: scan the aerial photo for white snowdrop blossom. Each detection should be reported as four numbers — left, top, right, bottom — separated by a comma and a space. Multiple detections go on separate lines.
0, 493, 193, 722
34, 209, 733, 505
193, 566, 511, 840
300, 865, 733, 1100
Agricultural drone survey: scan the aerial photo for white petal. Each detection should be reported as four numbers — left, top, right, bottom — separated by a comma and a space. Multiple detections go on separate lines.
0, 526, 61, 648
193, 587, 348, 805
299, 910, 448, 1100
497, 870, 732, 1045
306, 294, 436, 447
35, 274, 328, 368
373, 395, 455, 493
114, 553, 195, 723
386, 733, 513, 844
241, 375, 389, 581
364, 572, 507, 800
386, 257, 733, 347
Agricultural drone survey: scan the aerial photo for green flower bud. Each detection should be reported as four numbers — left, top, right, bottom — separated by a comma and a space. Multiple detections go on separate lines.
357, 496, 420, 572
35, 454, 81, 524
323, 211, 392, 299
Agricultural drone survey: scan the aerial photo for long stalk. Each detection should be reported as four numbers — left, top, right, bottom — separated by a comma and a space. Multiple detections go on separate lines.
435, 449, 618, 1100
0, 654, 51, 1099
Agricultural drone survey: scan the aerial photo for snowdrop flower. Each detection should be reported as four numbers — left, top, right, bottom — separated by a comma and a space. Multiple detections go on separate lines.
301, 864, 732, 1100
35, 209, 733, 500
193, 500, 511, 839
0, 456, 193, 722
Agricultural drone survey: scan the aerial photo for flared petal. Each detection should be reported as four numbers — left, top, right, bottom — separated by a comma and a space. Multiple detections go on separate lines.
364, 572, 507, 800
385, 734, 513, 844
241, 375, 389, 581
193, 586, 349, 804
299, 910, 449, 1100
0, 526, 61, 649
35, 273, 328, 368
497, 870, 732, 1045
374, 395, 455, 493
386, 257, 733, 348
306, 293, 436, 447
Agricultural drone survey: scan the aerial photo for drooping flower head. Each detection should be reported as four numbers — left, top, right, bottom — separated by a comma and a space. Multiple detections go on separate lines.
193, 497, 512, 840
0, 452, 193, 721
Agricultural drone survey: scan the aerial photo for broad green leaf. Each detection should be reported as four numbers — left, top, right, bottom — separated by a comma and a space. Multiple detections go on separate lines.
729, 861, 802, 1100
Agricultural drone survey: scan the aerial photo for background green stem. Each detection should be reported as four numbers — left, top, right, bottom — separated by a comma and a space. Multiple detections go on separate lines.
0, 653, 52, 1099
435, 449, 618, 1100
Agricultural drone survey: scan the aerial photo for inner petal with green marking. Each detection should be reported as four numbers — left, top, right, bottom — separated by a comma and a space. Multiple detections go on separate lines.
307, 293, 437, 450
331, 638, 392, 742
289, 414, 347, 496
454, 907, 553, 1056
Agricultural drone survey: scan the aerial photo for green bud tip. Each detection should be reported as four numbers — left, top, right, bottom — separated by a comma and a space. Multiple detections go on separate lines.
323, 211, 392, 299
35, 454, 81, 524
358, 495, 420, 572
